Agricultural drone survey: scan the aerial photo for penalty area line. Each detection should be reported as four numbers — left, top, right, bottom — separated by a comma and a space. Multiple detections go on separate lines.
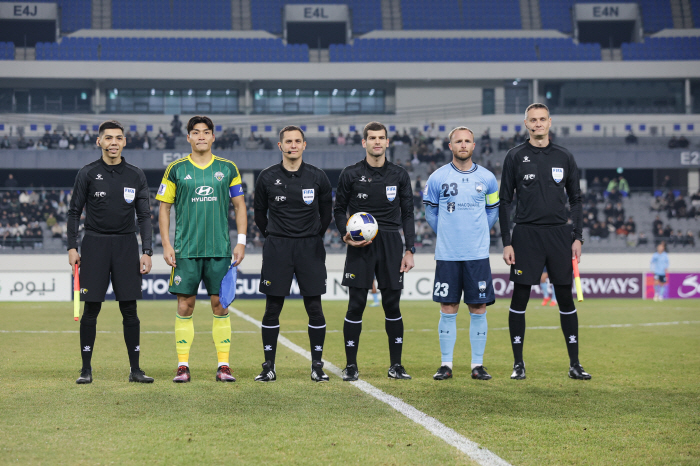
228, 306, 513, 466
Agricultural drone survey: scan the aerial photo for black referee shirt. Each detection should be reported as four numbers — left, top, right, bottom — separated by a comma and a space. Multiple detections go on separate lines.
254, 161, 333, 238
334, 158, 415, 250
498, 140, 583, 247
67, 156, 152, 251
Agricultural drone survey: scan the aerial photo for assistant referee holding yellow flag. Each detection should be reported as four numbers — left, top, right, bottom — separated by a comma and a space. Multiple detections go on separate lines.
67, 120, 154, 384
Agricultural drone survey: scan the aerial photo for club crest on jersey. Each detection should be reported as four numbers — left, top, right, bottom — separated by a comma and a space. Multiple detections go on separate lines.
214, 171, 225, 181
386, 186, 397, 201
123, 187, 136, 203
478, 281, 486, 292
552, 167, 564, 183
303, 189, 314, 205
174, 275, 182, 286
475, 182, 485, 193
447, 202, 455, 213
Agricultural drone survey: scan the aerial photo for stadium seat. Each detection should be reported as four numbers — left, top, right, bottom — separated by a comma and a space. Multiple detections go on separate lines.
329, 37, 601, 62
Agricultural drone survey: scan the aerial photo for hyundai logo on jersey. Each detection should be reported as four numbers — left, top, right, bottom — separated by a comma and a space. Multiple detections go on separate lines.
195, 186, 214, 196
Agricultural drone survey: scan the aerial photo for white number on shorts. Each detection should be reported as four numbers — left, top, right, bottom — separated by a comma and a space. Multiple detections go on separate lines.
434, 282, 449, 297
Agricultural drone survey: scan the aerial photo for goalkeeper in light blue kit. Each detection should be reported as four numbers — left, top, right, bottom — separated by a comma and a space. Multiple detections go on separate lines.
423, 126, 500, 380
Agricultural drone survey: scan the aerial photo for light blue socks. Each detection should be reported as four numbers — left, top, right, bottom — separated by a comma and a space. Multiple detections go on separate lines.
470, 312, 488, 366
438, 312, 457, 365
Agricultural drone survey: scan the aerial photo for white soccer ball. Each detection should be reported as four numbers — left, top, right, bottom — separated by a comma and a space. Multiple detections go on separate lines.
347, 212, 379, 242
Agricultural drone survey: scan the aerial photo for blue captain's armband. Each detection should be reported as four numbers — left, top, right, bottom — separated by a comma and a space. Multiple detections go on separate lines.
229, 184, 244, 197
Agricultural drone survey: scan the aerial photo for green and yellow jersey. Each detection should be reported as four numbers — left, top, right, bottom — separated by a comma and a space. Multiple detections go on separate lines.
156, 154, 243, 258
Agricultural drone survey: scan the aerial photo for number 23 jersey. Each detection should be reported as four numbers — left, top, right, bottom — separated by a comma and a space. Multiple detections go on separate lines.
423, 162, 499, 261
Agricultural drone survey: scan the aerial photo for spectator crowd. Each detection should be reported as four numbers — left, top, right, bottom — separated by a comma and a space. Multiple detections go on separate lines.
1, 174, 68, 249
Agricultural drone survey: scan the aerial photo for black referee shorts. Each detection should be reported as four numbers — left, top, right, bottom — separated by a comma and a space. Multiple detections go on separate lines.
260, 235, 327, 296
510, 223, 573, 286
342, 230, 404, 290
79, 233, 142, 302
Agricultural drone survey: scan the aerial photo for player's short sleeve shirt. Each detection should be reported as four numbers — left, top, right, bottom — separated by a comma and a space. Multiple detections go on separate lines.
423, 162, 499, 261
650, 252, 669, 275
156, 154, 243, 258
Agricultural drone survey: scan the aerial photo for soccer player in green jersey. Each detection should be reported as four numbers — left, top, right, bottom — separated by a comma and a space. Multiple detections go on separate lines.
156, 115, 247, 383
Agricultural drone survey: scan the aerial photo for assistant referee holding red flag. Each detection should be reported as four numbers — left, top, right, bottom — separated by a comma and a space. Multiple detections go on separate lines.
67, 120, 154, 384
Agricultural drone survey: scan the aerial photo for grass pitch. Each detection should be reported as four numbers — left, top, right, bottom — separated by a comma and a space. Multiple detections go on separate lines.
1, 298, 698, 465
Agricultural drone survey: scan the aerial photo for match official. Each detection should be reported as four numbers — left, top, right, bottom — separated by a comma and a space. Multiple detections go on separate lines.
499, 103, 591, 380
423, 126, 499, 381
68, 120, 154, 384
253, 125, 333, 382
334, 121, 415, 381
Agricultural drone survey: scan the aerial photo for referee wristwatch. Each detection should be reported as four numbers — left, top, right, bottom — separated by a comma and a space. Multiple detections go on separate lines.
142, 249, 153, 256
406, 246, 416, 254
573, 237, 584, 245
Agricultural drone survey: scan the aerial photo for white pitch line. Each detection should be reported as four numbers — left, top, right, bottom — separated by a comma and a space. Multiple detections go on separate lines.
228, 307, 513, 466
2, 320, 698, 335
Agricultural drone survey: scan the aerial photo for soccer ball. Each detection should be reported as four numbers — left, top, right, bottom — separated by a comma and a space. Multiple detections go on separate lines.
347, 212, 379, 242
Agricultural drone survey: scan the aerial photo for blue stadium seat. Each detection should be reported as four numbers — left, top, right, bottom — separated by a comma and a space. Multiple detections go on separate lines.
621, 37, 700, 61
329, 37, 602, 62
401, 0, 521, 30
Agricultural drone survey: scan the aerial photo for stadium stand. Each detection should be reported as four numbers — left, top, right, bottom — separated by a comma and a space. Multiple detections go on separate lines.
330, 38, 600, 62
401, 0, 522, 30
692, 0, 700, 28
0, 0, 91, 33
112, 0, 232, 30
0, 42, 14, 60
540, 0, 673, 34
621, 37, 700, 60
251, 0, 382, 35
35, 37, 309, 62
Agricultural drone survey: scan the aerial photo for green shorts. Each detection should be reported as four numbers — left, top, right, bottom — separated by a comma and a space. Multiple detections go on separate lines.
168, 257, 231, 296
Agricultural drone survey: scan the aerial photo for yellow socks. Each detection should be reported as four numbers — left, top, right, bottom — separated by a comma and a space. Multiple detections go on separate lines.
175, 314, 194, 366
213, 313, 231, 367
175, 313, 231, 368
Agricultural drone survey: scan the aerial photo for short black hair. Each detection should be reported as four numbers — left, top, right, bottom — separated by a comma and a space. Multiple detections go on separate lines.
187, 115, 214, 134
98, 120, 124, 136
525, 103, 550, 118
279, 125, 305, 142
363, 121, 388, 140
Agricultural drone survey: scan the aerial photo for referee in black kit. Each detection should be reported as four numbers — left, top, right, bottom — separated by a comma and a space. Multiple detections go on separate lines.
253, 125, 333, 383
67, 120, 154, 384
499, 103, 591, 381
334, 121, 415, 381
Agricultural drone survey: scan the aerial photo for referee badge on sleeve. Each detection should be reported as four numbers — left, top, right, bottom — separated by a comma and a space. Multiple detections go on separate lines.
386, 186, 397, 201
552, 168, 564, 183
124, 187, 136, 203
303, 189, 315, 205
